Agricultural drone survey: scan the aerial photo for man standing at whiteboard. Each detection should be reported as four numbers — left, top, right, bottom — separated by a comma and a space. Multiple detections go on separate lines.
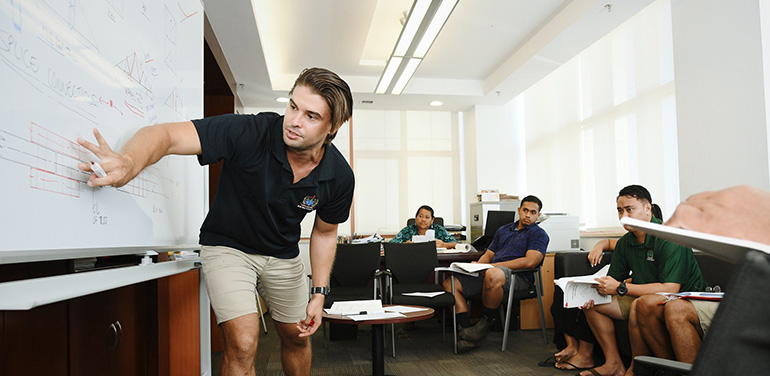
77, 67, 354, 376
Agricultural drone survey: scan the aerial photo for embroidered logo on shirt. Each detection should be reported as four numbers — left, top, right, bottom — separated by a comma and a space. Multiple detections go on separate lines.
298, 195, 319, 211
646, 250, 655, 262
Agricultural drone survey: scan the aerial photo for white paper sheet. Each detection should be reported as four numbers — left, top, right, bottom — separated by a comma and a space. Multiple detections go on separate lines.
554, 265, 612, 308
324, 299, 384, 316
401, 292, 445, 298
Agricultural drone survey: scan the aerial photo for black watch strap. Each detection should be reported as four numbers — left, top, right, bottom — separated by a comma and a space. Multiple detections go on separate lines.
617, 281, 628, 296
311, 286, 330, 296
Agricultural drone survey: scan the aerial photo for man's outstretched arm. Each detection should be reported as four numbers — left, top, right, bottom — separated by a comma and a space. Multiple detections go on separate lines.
77, 121, 201, 187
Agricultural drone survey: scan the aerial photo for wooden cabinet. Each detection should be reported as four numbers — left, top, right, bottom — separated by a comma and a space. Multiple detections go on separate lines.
520, 253, 555, 329
69, 282, 154, 376
1, 302, 69, 376
0, 262, 200, 376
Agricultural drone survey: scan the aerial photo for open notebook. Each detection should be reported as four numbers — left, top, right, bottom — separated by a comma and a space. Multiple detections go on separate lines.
620, 217, 770, 263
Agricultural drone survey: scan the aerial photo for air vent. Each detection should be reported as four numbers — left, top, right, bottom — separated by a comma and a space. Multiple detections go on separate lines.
361, 100, 374, 104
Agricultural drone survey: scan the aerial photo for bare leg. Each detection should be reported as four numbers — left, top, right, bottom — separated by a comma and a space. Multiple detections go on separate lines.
557, 339, 595, 370
580, 298, 626, 376
274, 320, 312, 376
664, 299, 703, 363
555, 334, 579, 363
625, 298, 648, 376
220, 314, 260, 376
443, 276, 468, 313
481, 268, 505, 310
636, 295, 675, 359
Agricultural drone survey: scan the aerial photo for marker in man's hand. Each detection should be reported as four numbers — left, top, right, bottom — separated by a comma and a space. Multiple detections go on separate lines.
91, 161, 107, 178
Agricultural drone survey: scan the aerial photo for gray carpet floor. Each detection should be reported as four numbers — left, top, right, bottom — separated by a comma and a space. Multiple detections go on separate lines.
212, 313, 575, 376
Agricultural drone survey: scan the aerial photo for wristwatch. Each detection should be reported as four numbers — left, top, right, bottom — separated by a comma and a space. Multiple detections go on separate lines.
310, 286, 331, 296
617, 281, 628, 296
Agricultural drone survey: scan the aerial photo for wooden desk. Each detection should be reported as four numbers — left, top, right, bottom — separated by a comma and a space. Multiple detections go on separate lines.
436, 250, 483, 265
323, 306, 434, 376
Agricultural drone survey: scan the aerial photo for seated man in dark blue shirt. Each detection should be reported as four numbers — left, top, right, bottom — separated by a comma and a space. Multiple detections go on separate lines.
443, 195, 550, 352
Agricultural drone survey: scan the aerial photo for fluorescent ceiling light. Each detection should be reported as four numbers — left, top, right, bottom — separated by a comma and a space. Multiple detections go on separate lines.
275, 97, 289, 103
392, 58, 421, 95
393, 0, 431, 56
376, 56, 403, 94
430, 100, 443, 106
375, 0, 457, 95
414, 0, 458, 58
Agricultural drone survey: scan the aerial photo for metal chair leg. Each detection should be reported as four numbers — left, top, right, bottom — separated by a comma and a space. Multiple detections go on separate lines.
535, 269, 548, 344
501, 277, 516, 351
256, 291, 268, 334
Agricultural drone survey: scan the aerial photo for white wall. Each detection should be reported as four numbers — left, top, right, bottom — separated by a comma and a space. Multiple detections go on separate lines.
469, 104, 525, 195
672, 0, 770, 199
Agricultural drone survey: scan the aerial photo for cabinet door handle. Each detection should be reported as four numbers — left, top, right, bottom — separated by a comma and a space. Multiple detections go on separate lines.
109, 321, 123, 351
109, 322, 119, 351
115, 320, 123, 350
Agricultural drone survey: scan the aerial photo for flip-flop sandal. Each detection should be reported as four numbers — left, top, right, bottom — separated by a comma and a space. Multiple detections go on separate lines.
538, 356, 556, 367
576, 368, 603, 376
555, 361, 591, 371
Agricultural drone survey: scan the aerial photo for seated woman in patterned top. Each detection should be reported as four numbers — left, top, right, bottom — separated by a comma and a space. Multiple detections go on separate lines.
390, 205, 458, 249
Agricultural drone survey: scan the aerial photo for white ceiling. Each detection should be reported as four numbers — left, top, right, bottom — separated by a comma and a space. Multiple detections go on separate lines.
203, 0, 655, 112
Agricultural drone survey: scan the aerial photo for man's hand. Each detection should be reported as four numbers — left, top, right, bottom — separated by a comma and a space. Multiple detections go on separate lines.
587, 247, 604, 267
666, 185, 770, 245
77, 128, 135, 188
580, 299, 595, 310
592, 276, 620, 296
297, 294, 324, 337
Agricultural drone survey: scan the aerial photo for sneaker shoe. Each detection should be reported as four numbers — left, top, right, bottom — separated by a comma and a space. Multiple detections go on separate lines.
459, 316, 494, 343
456, 339, 478, 353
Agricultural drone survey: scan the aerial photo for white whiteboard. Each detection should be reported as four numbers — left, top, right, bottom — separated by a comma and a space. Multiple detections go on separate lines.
0, 0, 205, 263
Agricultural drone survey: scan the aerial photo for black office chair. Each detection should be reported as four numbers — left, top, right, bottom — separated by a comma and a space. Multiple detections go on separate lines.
406, 217, 444, 227
471, 210, 516, 251
382, 241, 457, 356
634, 250, 770, 376
445, 256, 548, 351
321, 242, 383, 347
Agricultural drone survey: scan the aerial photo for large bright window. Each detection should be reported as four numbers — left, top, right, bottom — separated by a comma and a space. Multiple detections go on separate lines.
521, 0, 678, 229
351, 109, 462, 235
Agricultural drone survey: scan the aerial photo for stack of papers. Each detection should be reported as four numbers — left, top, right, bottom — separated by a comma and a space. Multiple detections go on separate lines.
324, 300, 384, 316
324, 300, 431, 321
555, 265, 612, 308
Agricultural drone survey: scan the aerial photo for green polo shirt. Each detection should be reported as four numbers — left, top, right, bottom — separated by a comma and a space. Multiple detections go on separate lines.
609, 217, 707, 292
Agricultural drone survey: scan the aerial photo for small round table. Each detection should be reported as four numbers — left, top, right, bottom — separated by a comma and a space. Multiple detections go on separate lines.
323, 305, 434, 376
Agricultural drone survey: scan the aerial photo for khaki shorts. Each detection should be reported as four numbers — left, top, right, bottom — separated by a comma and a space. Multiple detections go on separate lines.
201, 245, 308, 324
617, 295, 636, 320
690, 299, 719, 336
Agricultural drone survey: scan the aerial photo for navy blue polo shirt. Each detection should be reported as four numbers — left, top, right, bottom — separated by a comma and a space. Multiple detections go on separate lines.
192, 113, 355, 259
488, 221, 550, 283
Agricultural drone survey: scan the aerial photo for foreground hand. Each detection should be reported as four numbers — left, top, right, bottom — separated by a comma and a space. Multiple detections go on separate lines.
666, 185, 770, 245
580, 299, 595, 310
592, 276, 619, 295
77, 128, 134, 187
297, 295, 324, 337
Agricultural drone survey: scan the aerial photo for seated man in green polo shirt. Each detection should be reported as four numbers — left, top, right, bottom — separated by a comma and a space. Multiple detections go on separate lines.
578, 185, 707, 376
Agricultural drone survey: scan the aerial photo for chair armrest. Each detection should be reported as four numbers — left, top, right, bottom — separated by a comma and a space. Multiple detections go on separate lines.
510, 267, 538, 274
634, 356, 692, 375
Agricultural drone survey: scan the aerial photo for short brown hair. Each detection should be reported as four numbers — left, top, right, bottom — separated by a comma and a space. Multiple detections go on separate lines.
290, 67, 353, 144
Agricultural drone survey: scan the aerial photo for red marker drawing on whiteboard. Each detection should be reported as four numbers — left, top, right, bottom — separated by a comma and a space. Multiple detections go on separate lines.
90, 161, 107, 178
